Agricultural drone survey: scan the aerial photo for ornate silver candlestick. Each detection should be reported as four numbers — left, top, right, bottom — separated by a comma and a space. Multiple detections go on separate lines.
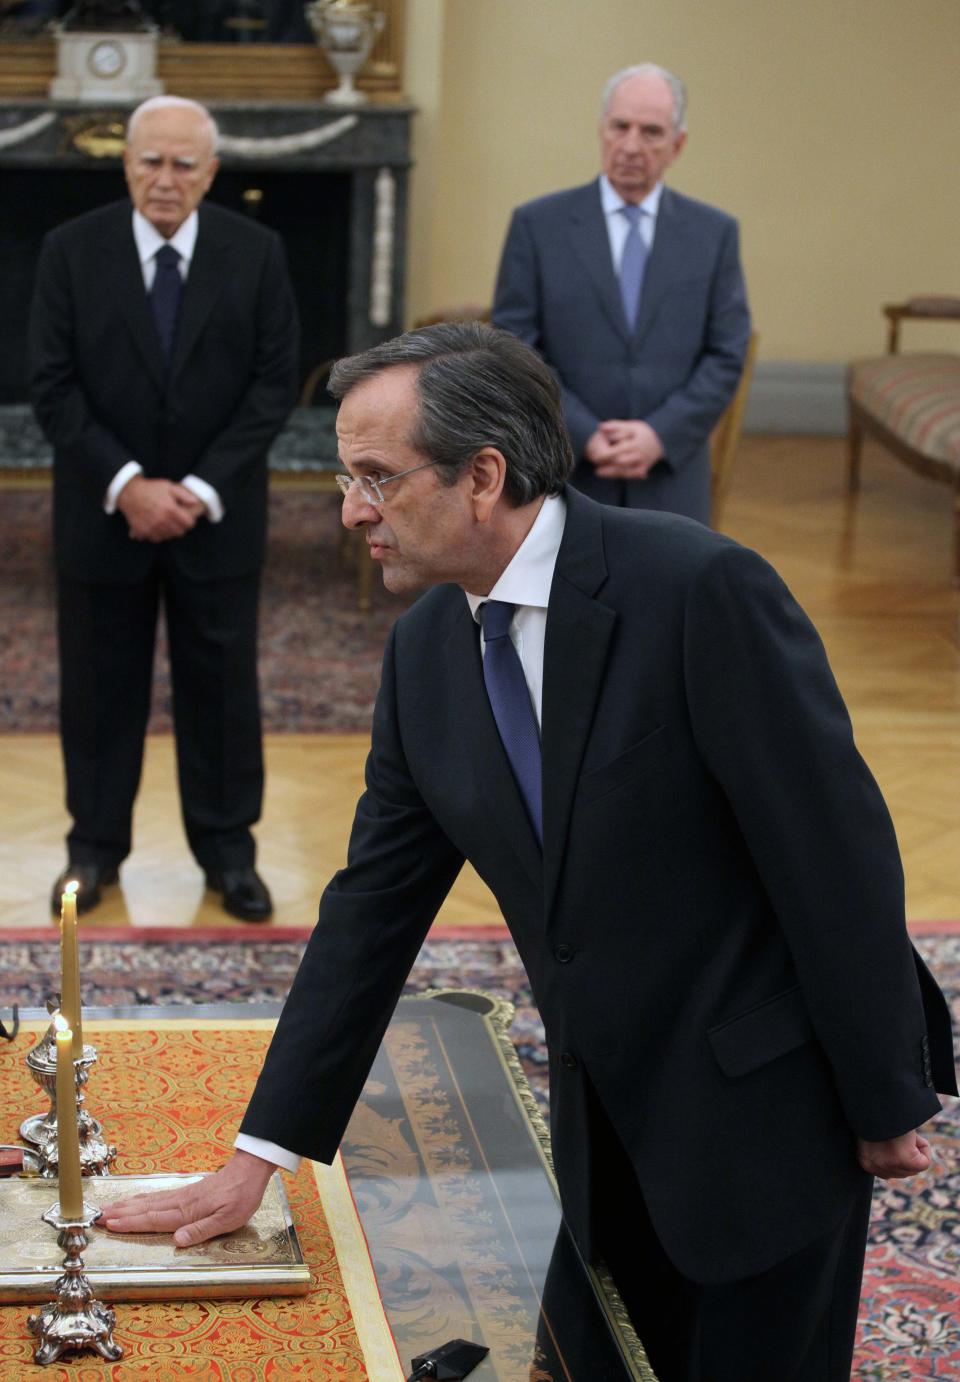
22, 1014, 116, 1176
21, 1012, 66, 1148
27, 1202, 123, 1365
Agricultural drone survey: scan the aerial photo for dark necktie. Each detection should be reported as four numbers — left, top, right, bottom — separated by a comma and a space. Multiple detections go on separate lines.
481, 600, 542, 844
619, 203, 647, 331
150, 243, 182, 360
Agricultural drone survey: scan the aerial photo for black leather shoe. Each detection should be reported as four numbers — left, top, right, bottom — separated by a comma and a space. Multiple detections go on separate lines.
50, 863, 119, 917
205, 868, 273, 923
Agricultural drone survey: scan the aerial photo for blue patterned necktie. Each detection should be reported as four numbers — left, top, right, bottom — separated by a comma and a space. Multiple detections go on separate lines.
619, 204, 647, 331
480, 600, 543, 844
150, 243, 182, 359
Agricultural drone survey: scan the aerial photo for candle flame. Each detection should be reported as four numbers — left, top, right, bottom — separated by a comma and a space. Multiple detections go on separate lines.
64, 880, 80, 897
53, 1013, 70, 1035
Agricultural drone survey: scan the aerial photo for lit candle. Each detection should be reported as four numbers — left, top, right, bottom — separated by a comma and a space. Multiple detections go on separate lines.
54, 1016, 85, 1221
60, 883, 84, 1060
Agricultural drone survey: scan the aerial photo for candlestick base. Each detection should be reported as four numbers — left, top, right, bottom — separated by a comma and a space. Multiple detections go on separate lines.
39, 1120, 117, 1180
28, 1210, 122, 1365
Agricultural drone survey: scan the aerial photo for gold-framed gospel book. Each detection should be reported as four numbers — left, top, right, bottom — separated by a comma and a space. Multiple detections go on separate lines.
0, 1171, 310, 1302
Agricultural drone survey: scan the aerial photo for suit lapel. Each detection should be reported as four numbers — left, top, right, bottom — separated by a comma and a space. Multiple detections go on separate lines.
444, 602, 543, 892
633, 186, 690, 348
168, 208, 233, 381
106, 215, 166, 388
541, 490, 616, 920
566, 180, 631, 346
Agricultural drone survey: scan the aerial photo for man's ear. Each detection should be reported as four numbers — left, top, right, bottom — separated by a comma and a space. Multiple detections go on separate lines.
470, 448, 508, 523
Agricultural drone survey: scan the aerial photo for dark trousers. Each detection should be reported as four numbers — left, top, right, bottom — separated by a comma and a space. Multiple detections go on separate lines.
592, 1108, 873, 1382
57, 558, 263, 874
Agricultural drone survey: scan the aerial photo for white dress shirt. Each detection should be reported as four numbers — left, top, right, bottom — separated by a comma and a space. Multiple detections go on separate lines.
103, 209, 223, 523
235, 494, 568, 1173
599, 173, 663, 272
463, 490, 566, 727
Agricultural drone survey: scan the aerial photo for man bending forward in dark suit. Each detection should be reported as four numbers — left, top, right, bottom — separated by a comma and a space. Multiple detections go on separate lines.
101, 324, 956, 1381
493, 63, 751, 523
29, 96, 298, 922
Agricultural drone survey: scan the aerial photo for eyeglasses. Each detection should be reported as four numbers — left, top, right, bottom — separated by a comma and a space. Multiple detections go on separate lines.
335, 460, 439, 507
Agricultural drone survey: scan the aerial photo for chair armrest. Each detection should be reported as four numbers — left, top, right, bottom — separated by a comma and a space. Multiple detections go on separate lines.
904, 295, 960, 317
882, 297, 960, 353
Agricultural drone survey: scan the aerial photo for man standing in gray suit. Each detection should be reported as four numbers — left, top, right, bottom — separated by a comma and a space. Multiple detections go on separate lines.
492, 63, 751, 523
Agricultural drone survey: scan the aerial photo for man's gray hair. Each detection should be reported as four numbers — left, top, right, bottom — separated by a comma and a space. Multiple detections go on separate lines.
126, 95, 220, 153
328, 322, 574, 506
601, 63, 687, 133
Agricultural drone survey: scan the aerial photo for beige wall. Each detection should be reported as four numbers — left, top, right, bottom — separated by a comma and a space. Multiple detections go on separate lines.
404, 0, 960, 360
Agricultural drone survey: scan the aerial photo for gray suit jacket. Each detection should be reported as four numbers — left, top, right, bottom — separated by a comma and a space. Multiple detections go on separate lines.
492, 179, 751, 522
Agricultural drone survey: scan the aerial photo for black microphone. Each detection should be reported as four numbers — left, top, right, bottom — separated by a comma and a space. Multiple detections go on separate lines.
406, 1337, 489, 1380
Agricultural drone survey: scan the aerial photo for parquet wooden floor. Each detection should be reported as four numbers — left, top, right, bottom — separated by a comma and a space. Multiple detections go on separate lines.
0, 434, 956, 929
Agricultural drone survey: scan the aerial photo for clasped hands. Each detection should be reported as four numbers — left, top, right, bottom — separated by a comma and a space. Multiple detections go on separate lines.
117, 475, 206, 543
585, 418, 664, 479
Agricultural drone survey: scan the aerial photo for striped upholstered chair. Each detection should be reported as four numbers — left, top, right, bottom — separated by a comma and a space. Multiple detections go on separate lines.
847, 296, 960, 583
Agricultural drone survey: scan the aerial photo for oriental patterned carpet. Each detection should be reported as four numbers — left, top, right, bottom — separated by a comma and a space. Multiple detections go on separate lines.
2, 930, 958, 1380
0, 490, 409, 734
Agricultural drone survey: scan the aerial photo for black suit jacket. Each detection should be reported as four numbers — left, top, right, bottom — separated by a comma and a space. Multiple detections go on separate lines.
28, 200, 298, 584
242, 487, 956, 1283
492, 181, 751, 520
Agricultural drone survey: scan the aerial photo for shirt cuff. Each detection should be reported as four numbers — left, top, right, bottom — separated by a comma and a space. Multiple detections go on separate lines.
182, 474, 224, 524
234, 1133, 302, 1174
104, 461, 143, 514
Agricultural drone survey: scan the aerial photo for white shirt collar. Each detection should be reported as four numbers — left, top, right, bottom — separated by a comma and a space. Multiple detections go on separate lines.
599, 173, 664, 223
132, 208, 199, 269
465, 493, 566, 622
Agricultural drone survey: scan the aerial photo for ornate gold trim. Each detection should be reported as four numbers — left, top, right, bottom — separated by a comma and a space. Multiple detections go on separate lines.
426, 987, 556, 1177
311, 1153, 406, 1380
422, 990, 657, 1380
62, 114, 126, 158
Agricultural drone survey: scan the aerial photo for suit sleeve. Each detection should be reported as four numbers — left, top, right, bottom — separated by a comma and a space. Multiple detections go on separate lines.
28, 231, 136, 500
240, 625, 465, 1160
492, 208, 601, 456
644, 217, 751, 468
683, 545, 954, 1140
188, 232, 299, 505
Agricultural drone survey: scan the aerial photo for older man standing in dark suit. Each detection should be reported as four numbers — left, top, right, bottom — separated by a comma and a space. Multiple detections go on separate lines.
29, 95, 298, 921
493, 63, 750, 524
101, 324, 955, 1382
